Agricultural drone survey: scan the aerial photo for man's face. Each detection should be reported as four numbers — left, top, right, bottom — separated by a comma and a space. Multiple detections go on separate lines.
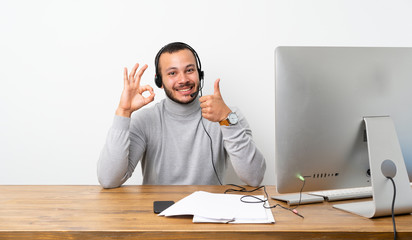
158, 49, 200, 104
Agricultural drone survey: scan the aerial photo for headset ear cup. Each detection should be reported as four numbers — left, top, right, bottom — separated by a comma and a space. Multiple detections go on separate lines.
155, 75, 162, 88
199, 71, 204, 80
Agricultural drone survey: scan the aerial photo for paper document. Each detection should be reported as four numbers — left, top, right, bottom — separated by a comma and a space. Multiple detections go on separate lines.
158, 191, 275, 224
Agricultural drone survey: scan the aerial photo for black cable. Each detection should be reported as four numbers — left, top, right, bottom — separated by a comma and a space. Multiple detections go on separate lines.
201, 118, 223, 185
387, 177, 397, 240
198, 88, 223, 185
224, 181, 307, 218
224, 184, 263, 194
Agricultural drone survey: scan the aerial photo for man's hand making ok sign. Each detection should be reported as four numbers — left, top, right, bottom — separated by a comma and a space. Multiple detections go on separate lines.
116, 63, 155, 118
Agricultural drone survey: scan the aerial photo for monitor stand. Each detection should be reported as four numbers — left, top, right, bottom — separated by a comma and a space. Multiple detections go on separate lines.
333, 116, 412, 218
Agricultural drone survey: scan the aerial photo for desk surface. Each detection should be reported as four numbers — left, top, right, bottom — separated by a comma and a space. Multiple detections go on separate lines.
0, 185, 411, 240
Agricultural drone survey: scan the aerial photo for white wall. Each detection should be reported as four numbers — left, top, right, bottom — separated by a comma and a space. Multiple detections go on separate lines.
1, 0, 411, 185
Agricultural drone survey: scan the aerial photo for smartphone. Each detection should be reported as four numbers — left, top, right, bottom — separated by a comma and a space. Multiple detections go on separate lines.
153, 201, 175, 214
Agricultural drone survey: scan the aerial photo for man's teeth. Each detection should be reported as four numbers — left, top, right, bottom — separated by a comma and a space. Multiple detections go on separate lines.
178, 88, 191, 92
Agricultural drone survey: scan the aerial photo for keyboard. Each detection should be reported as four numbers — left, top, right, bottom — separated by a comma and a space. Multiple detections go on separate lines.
308, 182, 412, 202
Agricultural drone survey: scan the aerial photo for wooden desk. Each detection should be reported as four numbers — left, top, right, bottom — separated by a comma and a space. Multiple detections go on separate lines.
0, 185, 411, 240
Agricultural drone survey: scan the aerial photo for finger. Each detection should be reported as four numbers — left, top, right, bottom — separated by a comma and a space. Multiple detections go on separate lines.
214, 78, 221, 96
140, 84, 154, 94
144, 92, 156, 105
199, 95, 211, 103
123, 67, 129, 85
201, 106, 212, 114
200, 99, 212, 108
140, 85, 155, 104
199, 101, 207, 109
201, 111, 211, 120
135, 64, 148, 86
129, 63, 140, 81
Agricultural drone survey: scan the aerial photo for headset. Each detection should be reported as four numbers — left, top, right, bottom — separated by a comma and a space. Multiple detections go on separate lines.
154, 42, 204, 90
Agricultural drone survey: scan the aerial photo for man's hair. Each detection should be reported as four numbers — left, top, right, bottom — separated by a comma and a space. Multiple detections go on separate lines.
154, 42, 203, 88
158, 42, 194, 55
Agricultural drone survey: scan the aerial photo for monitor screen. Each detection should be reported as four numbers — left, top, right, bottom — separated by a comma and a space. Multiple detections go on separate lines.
275, 46, 412, 194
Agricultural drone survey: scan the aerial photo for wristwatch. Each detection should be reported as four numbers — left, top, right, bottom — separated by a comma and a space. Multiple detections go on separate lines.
219, 112, 239, 126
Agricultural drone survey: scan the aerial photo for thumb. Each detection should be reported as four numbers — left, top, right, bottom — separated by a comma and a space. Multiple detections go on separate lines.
214, 78, 221, 96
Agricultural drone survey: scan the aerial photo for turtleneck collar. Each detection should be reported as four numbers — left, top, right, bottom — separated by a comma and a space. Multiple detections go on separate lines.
164, 95, 201, 116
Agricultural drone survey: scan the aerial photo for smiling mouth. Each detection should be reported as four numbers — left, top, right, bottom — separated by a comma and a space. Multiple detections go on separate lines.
176, 86, 194, 95
177, 87, 193, 92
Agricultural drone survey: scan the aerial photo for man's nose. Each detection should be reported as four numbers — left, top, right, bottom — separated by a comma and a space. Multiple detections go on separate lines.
177, 72, 190, 84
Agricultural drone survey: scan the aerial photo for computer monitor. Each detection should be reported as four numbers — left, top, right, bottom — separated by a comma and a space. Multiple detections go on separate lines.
275, 46, 412, 218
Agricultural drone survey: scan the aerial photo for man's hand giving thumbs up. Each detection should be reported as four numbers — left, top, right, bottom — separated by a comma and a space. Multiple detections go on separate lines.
199, 78, 232, 122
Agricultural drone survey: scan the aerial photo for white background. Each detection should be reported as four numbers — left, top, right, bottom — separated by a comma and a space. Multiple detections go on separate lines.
1, 0, 412, 185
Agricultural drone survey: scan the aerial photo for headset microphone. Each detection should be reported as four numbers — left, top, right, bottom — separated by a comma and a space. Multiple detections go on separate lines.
190, 90, 199, 98
190, 70, 204, 98
190, 76, 204, 98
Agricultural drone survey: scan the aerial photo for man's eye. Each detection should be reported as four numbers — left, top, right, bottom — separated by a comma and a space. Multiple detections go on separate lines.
187, 69, 194, 73
168, 72, 176, 76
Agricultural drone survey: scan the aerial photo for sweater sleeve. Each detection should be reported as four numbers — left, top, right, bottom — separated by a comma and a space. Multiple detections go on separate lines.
220, 108, 266, 187
97, 115, 145, 188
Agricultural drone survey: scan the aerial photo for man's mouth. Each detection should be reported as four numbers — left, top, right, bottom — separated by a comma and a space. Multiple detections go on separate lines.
175, 84, 195, 95
177, 87, 193, 92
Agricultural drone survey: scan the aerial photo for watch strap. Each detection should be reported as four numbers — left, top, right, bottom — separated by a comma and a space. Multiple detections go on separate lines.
219, 119, 230, 126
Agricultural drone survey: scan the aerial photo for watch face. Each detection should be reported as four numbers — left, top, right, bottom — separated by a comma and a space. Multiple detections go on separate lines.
228, 112, 239, 125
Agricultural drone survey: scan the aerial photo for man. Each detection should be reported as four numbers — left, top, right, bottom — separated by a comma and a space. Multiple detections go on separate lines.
98, 42, 265, 188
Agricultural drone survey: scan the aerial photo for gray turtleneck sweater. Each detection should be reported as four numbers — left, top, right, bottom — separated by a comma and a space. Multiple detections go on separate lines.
97, 97, 266, 188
